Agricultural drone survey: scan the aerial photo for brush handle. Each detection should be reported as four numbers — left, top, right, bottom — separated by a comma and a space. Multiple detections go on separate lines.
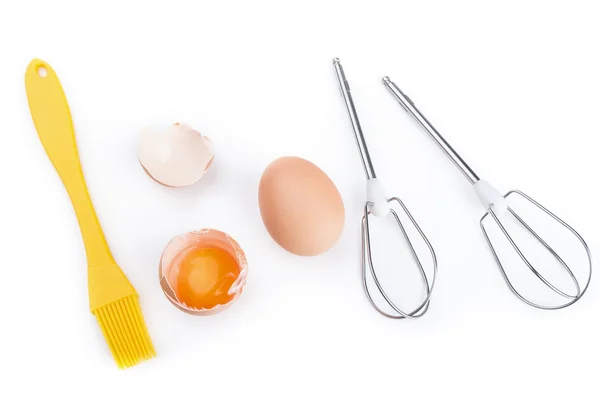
25, 59, 114, 267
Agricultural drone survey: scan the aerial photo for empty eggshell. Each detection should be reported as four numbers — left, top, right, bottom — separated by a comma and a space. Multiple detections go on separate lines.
258, 156, 345, 256
138, 123, 214, 187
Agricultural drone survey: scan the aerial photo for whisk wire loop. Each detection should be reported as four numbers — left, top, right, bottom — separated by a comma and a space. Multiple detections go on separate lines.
480, 190, 592, 310
362, 197, 438, 319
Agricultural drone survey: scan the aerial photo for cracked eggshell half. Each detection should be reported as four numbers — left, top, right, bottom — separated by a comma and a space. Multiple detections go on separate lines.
138, 123, 214, 187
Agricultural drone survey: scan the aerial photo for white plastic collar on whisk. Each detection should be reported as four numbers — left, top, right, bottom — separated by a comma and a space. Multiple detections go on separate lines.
366, 178, 391, 217
473, 179, 508, 215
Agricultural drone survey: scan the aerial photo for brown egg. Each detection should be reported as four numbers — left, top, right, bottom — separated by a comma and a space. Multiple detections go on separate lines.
258, 156, 345, 256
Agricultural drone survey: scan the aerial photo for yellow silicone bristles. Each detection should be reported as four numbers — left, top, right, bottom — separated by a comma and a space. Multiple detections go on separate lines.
94, 296, 156, 368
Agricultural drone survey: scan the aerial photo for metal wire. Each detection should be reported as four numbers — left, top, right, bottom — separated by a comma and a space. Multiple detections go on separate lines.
362, 198, 437, 318
480, 190, 592, 309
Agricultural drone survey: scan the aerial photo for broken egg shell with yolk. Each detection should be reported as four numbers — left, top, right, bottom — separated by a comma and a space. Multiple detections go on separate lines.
138, 123, 214, 188
159, 229, 248, 315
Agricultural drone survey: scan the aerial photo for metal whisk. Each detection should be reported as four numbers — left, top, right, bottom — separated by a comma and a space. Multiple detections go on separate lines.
333, 58, 437, 319
383, 76, 592, 310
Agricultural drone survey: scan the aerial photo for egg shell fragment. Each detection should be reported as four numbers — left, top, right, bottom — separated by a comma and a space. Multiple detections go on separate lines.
138, 123, 214, 187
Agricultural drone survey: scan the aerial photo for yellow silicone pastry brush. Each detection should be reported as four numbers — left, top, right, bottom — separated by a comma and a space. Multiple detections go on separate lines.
25, 59, 156, 368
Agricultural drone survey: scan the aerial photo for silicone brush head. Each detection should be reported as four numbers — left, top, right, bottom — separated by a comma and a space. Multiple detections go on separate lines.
88, 260, 156, 368
93, 296, 156, 368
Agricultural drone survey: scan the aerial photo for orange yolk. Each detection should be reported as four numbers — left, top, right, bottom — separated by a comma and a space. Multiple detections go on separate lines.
175, 246, 241, 309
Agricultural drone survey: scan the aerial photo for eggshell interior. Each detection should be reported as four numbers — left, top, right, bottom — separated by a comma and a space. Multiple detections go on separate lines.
138, 123, 214, 187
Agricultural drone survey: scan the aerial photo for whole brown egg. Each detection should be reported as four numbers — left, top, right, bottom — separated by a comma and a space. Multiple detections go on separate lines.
258, 156, 345, 256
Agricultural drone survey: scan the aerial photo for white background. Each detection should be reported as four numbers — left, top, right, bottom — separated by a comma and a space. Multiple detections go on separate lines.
1, 1, 598, 399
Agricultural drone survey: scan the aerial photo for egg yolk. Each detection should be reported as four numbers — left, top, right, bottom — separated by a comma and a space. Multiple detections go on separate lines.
175, 246, 241, 309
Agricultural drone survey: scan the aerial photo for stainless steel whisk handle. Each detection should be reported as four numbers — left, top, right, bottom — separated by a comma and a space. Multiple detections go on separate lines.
334, 58, 390, 217
382, 76, 508, 214
382, 77, 480, 185
333, 58, 377, 180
